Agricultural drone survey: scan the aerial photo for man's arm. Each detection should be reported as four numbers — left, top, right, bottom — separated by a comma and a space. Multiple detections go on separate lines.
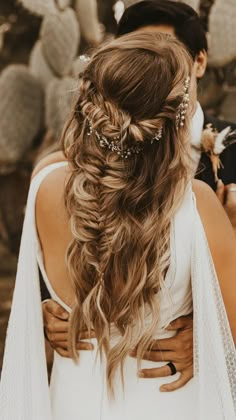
43, 300, 95, 356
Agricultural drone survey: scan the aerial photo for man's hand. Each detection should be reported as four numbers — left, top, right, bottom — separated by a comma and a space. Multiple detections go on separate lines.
43, 301, 193, 391
42, 300, 95, 357
130, 314, 193, 392
216, 180, 236, 232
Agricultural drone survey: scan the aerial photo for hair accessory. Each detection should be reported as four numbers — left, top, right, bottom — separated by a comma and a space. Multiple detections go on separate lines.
176, 76, 190, 129
87, 119, 162, 159
87, 119, 143, 159
151, 127, 163, 143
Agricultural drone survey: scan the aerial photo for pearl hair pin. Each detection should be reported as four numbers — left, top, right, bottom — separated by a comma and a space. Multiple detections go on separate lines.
176, 76, 191, 129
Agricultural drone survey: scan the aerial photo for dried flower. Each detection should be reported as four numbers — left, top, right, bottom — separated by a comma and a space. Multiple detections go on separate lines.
201, 123, 236, 182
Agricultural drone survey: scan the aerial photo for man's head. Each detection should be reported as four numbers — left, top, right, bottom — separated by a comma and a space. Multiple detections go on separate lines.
117, 0, 207, 79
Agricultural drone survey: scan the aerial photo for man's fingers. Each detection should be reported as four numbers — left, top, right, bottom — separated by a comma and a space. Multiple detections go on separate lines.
138, 365, 194, 392
138, 364, 174, 379
225, 184, 236, 205
160, 369, 193, 392
47, 332, 69, 342
55, 347, 70, 358
47, 330, 96, 340
54, 340, 94, 354
79, 330, 96, 340
46, 320, 69, 333
216, 179, 225, 204
43, 300, 69, 320
130, 349, 174, 362
51, 340, 94, 351
76, 341, 94, 351
166, 314, 193, 331
52, 341, 69, 350
148, 337, 177, 351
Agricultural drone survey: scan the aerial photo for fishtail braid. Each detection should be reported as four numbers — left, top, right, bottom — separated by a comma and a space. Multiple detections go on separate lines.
62, 31, 193, 396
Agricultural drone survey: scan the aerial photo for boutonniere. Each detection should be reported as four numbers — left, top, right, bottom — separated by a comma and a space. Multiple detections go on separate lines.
201, 123, 236, 182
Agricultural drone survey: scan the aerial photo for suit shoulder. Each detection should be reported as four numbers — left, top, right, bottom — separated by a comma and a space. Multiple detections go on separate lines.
204, 113, 236, 131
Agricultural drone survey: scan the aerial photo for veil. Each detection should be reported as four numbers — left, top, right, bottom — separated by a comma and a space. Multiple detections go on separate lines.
0, 163, 235, 419
0, 164, 59, 420
191, 204, 236, 418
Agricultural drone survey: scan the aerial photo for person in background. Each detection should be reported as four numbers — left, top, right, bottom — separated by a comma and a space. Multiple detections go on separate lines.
117, 1, 236, 207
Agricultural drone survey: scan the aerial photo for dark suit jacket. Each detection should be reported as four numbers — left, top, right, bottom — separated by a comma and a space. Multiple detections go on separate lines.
40, 114, 236, 301
195, 114, 236, 190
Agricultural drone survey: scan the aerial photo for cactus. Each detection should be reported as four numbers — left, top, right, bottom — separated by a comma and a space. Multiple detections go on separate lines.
41, 8, 80, 77
123, 0, 200, 11
181, 0, 200, 11
29, 41, 55, 88
0, 65, 44, 165
46, 77, 78, 139
18, 0, 57, 16
208, 0, 236, 67
75, 0, 103, 45
57, 0, 72, 10
122, 0, 142, 7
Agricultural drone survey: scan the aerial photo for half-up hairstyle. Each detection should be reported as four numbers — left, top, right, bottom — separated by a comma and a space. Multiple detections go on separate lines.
62, 32, 193, 396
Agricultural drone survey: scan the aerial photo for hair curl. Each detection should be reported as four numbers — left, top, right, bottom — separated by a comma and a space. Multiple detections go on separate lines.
62, 32, 193, 396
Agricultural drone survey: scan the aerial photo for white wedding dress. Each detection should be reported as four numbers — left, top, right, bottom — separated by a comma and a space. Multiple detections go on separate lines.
0, 162, 236, 420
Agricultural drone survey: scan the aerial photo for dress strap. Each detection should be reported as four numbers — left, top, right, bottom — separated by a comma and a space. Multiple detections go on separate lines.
31, 161, 68, 196
32, 161, 72, 313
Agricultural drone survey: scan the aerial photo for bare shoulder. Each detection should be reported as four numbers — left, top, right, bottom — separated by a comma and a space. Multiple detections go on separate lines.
191, 179, 236, 258
35, 164, 71, 239
192, 179, 228, 223
192, 178, 216, 201
32, 151, 66, 179
35, 162, 74, 305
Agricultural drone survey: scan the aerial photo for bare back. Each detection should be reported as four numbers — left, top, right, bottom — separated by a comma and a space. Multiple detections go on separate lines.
36, 163, 74, 307
35, 160, 236, 343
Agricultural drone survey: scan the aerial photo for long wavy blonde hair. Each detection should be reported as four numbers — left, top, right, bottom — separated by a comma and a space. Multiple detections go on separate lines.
62, 32, 193, 395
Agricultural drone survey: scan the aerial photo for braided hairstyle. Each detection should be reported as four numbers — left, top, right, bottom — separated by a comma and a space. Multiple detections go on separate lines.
62, 31, 193, 396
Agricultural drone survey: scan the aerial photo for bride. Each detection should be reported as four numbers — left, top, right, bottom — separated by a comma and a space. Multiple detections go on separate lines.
1, 32, 236, 420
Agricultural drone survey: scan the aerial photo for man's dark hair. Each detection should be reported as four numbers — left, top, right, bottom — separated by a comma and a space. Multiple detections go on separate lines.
117, 0, 208, 59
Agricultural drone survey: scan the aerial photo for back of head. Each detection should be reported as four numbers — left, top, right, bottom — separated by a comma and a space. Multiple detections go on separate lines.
117, 0, 208, 58
63, 31, 193, 395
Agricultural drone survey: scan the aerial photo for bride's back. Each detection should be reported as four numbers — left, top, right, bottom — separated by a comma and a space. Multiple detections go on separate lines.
35, 160, 195, 420
36, 30, 196, 394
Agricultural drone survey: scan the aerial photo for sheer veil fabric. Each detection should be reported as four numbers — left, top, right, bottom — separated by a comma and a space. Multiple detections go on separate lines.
0, 162, 235, 419
191, 208, 236, 418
